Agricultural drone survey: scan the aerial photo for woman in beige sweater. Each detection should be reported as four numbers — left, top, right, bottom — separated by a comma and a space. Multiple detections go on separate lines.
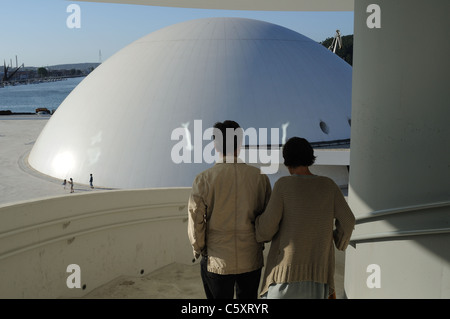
255, 137, 355, 299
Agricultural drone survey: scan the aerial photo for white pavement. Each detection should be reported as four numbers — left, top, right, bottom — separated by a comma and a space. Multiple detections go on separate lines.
84, 250, 346, 299
0, 115, 346, 299
0, 115, 113, 207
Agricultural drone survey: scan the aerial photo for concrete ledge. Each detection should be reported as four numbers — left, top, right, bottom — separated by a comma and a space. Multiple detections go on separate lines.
0, 188, 193, 298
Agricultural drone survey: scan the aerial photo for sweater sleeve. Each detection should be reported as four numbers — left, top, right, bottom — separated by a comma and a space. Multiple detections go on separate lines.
255, 180, 283, 243
333, 185, 356, 250
187, 174, 207, 259
260, 174, 272, 215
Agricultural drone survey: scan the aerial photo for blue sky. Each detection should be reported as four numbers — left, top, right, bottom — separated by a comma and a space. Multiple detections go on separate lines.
1, 0, 353, 67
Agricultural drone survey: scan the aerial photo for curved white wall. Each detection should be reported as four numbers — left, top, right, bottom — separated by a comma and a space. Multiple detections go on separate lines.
0, 188, 192, 298
77, 0, 354, 11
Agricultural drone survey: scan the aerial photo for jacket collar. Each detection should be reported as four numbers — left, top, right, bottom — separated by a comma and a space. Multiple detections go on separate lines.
216, 155, 245, 164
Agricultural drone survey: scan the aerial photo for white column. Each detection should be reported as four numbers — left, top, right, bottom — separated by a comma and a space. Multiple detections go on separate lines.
346, 0, 450, 298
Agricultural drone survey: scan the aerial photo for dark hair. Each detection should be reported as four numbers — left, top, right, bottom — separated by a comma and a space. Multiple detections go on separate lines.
213, 120, 243, 155
283, 137, 316, 167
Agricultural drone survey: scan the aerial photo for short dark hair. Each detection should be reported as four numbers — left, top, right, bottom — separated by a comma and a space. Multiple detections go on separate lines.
213, 120, 243, 155
283, 137, 316, 167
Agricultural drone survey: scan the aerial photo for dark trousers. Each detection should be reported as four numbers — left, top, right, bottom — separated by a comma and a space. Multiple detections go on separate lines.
200, 256, 261, 299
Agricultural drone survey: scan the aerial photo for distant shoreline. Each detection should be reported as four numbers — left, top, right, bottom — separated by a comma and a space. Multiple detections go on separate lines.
0, 75, 83, 88
0, 110, 53, 116
0, 111, 36, 115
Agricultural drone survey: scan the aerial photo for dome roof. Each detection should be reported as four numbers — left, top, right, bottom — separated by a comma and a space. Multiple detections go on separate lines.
28, 17, 352, 188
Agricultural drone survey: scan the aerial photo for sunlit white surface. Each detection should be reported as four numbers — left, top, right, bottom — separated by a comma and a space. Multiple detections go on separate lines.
76, 0, 354, 11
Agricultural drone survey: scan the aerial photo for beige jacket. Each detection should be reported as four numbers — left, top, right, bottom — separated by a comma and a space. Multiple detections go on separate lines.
188, 157, 272, 275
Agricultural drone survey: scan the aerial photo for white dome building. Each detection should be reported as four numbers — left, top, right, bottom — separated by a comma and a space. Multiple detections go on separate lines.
28, 17, 352, 189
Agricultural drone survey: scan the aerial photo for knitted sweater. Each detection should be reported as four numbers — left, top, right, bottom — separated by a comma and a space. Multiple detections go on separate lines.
255, 175, 355, 296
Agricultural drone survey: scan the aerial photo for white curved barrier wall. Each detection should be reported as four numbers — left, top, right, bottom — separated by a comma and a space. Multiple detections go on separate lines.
77, 0, 354, 11
0, 188, 192, 298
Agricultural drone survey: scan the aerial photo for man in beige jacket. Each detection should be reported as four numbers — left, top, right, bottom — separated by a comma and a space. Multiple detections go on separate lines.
188, 120, 272, 299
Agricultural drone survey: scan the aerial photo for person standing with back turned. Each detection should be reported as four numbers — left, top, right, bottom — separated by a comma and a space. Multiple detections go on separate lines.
255, 137, 355, 299
188, 120, 272, 299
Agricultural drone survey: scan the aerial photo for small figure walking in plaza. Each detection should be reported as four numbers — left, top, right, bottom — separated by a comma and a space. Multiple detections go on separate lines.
62, 179, 67, 189
69, 178, 74, 193
89, 174, 94, 189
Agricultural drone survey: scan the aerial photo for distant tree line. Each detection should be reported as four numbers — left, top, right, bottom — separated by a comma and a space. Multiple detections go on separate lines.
37, 67, 83, 78
37, 67, 48, 77
320, 34, 353, 66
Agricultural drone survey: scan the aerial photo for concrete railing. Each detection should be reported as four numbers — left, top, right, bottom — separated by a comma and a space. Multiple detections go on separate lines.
350, 200, 450, 244
0, 187, 193, 298
345, 200, 450, 298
